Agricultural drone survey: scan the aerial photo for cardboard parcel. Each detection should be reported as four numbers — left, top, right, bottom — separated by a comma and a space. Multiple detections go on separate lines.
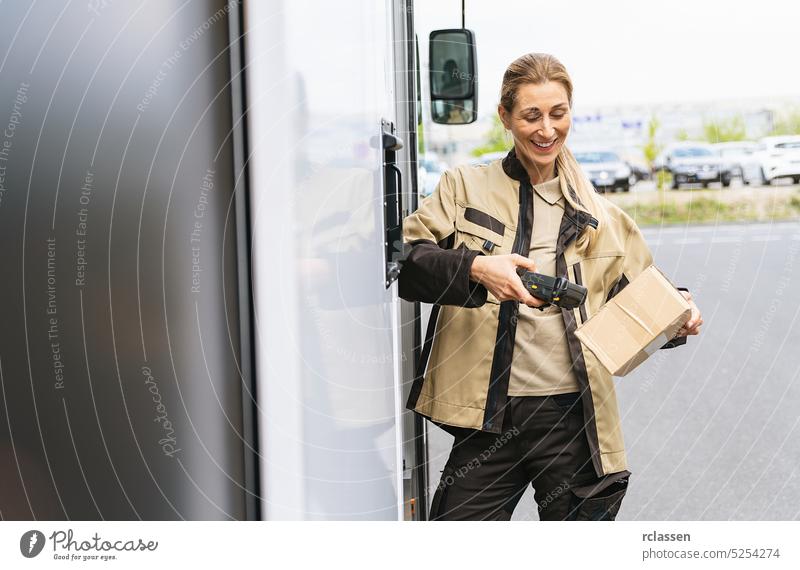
575, 264, 691, 376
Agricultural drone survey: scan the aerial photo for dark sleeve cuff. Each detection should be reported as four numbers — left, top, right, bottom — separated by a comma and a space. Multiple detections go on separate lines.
398, 240, 488, 307
659, 335, 687, 349
660, 286, 690, 349
462, 249, 489, 307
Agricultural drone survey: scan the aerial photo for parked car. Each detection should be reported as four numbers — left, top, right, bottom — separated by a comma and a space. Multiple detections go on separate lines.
741, 135, 800, 186
418, 154, 448, 197
654, 142, 732, 189
712, 141, 757, 183
574, 149, 632, 192
626, 159, 650, 183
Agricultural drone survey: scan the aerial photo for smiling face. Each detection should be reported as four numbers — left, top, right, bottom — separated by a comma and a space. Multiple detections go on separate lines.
498, 81, 571, 184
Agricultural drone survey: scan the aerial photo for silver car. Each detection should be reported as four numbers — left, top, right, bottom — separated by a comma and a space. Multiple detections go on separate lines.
574, 150, 632, 193
655, 142, 732, 189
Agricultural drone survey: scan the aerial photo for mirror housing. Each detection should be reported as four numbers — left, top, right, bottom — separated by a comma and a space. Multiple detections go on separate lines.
429, 29, 477, 124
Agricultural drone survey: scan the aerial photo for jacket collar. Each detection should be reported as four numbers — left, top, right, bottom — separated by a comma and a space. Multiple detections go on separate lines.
501, 146, 598, 232
532, 176, 563, 205
501, 145, 563, 193
501, 146, 529, 182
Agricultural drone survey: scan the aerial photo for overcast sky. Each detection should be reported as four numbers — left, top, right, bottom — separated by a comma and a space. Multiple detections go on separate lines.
415, 0, 800, 111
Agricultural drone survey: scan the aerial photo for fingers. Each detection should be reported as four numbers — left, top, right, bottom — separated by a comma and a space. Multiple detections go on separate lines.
677, 316, 703, 337
524, 295, 548, 308
678, 326, 701, 336
679, 292, 702, 334
677, 327, 698, 336
506, 255, 539, 305
493, 285, 546, 307
511, 282, 544, 307
684, 305, 702, 330
512, 253, 537, 273
522, 293, 548, 308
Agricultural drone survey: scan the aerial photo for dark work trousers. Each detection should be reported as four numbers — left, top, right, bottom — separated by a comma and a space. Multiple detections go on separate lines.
428, 393, 630, 521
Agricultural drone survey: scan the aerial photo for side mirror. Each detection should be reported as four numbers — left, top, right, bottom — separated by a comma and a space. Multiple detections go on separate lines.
429, 29, 477, 125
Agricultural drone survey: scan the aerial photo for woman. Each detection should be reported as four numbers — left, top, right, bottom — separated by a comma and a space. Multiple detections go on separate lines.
398, 53, 702, 521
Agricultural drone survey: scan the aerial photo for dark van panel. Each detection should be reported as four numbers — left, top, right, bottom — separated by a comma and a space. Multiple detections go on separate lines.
0, 0, 255, 520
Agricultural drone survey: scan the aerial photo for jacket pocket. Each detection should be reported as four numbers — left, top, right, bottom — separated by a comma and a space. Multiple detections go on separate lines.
570, 261, 589, 326
568, 251, 625, 325
566, 250, 625, 268
455, 203, 508, 255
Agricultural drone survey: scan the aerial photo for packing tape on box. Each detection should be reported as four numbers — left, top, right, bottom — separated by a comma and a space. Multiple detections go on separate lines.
643, 332, 669, 356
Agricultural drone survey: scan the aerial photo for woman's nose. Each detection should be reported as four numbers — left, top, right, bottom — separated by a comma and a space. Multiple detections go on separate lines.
540, 117, 554, 138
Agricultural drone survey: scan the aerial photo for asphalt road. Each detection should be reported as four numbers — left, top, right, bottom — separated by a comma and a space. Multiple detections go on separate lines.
424, 220, 800, 520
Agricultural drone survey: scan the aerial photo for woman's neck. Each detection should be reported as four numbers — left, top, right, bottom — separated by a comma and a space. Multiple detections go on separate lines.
529, 168, 556, 186
517, 152, 557, 185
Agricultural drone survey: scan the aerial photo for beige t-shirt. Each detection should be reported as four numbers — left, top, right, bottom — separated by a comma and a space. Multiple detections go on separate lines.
507, 175, 581, 396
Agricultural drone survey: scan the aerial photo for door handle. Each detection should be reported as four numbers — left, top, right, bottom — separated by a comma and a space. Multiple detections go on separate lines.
382, 119, 405, 288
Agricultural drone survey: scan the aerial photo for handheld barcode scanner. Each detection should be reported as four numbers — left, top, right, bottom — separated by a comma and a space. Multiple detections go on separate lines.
516, 267, 587, 310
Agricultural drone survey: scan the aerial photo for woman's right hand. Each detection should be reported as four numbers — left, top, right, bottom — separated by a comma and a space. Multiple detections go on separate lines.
469, 254, 547, 308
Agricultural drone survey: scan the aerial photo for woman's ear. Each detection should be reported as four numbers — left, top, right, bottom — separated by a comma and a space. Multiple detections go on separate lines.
497, 104, 510, 130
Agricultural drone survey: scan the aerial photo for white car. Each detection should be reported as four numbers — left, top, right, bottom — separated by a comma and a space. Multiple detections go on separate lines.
742, 136, 800, 186
711, 141, 757, 183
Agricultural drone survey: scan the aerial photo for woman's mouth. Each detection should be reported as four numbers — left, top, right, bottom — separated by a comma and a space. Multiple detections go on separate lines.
531, 138, 558, 153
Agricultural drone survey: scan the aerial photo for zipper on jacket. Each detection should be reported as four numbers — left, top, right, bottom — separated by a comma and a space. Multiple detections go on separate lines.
513, 181, 528, 255
483, 180, 529, 431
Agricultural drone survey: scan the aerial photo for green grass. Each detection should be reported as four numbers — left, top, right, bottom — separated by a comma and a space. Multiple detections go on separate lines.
612, 188, 800, 226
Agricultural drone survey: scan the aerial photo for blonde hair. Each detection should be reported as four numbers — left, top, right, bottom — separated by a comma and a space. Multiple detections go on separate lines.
500, 52, 609, 241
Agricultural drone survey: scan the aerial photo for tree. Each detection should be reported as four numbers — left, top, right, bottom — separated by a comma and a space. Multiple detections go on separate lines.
641, 115, 668, 191
675, 128, 690, 141
703, 116, 747, 143
470, 114, 513, 157
641, 115, 662, 169
770, 107, 800, 136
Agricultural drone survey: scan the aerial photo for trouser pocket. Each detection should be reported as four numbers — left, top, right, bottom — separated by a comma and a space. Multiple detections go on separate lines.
567, 478, 629, 521
548, 392, 582, 414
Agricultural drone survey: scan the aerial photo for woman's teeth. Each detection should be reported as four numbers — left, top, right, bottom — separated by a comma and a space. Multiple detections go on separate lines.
533, 139, 556, 149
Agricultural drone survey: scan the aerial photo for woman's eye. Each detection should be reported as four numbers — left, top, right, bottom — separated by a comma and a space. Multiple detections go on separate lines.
551, 113, 565, 119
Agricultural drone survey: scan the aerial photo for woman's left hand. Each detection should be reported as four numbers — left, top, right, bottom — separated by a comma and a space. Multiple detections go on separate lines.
676, 290, 702, 337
